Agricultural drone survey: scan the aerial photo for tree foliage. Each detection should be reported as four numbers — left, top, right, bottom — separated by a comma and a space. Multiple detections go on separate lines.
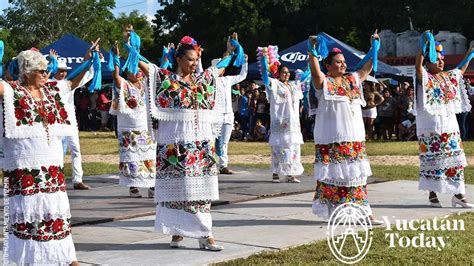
1, 0, 116, 54
0, 1, 155, 63
153, 0, 474, 66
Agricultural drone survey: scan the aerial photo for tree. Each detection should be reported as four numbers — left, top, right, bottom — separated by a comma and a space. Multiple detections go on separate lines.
1, 0, 116, 52
153, 0, 474, 67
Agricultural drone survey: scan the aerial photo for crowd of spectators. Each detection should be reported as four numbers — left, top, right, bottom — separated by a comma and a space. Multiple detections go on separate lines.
226, 78, 474, 142
74, 78, 474, 142
76, 84, 115, 132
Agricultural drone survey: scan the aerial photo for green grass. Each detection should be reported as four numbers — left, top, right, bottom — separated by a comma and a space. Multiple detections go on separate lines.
218, 212, 474, 265
229, 163, 474, 185
79, 131, 118, 155
64, 162, 117, 178
228, 141, 474, 156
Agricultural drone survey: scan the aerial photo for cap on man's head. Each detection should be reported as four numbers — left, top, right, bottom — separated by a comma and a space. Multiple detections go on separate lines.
58, 60, 72, 70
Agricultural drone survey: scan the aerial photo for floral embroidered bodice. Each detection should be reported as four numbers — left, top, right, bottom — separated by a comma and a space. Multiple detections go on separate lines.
425, 71, 460, 105
325, 74, 362, 102
10, 81, 71, 127
156, 70, 216, 111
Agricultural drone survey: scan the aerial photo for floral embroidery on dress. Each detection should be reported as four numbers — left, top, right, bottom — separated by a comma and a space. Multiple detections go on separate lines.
315, 141, 367, 165
120, 130, 155, 152
418, 132, 463, 157
12, 218, 71, 242
314, 181, 368, 206
420, 165, 464, 183
325, 74, 362, 101
10, 81, 70, 127
123, 82, 145, 109
272, 146, 300, 164
6, 166, 66, 196
160, 200, 211, 214
270, 117, 301, 133
119, 160, 156, 179
425, 71, 460, 105
156, 71, 216, 110
156, 140, 218, 178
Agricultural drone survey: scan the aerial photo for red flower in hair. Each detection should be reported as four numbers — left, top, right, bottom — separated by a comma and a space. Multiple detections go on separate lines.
332, 48, 342, 53
180, 36, 196, 45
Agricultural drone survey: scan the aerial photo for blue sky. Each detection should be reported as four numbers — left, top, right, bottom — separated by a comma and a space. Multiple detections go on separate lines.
0, 0, 161, 21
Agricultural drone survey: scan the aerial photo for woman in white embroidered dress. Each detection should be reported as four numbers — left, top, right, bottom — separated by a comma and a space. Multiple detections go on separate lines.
415, 32, 473, 208
0, 48, 95, 265
152, 36, 225, 251
308, 33, 382, 222
264, 64, 304, 183
110, 31, 156, 198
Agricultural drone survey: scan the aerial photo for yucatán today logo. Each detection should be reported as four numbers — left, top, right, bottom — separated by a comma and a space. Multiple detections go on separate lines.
327, 204, 465, 264
383, 215, 465, 251
326, 203, 373, 264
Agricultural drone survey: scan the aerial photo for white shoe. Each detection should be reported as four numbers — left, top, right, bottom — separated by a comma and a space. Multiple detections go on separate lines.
129, 188, 142, 198
198, 237, 224, 251
429, 197, 442, 208
452, 196, 474, 208
287, 176, 301, 183
170, 236, 183, 248
148, 188, 155, 198
272, 174, 280, 183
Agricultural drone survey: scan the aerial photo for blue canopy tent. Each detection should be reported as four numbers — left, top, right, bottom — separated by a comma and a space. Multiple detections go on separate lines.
40, 34, 122, 82
248, 32, 400, 80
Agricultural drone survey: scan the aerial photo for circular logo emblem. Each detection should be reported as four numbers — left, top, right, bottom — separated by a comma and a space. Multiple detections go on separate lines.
326, 203, 373, 264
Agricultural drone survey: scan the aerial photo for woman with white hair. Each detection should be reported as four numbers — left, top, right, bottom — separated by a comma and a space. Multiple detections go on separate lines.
0, 46, 98, 264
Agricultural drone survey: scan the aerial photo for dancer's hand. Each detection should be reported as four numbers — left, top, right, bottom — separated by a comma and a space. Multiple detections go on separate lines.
49, 49, 58, 59
112, 41, 120, 56
371, 29, 379, 41
90, 38, 100, 52
309, 35, 317, 48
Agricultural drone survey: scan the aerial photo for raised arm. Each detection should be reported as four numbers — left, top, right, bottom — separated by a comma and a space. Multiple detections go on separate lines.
308, 36, 325, 89
415, 31, 429, 83
111, 42, 123, 88
356, 30, 379, 82
457, 43, 474, 75
69, 38, 100, 89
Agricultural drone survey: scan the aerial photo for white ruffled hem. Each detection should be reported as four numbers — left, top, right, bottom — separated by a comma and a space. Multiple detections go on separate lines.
272, 162, 304, 176
119, 149, 156, 163
155, 204, 213, 238
154, 175, 219, 202
6, 234, 77, 265
119, 176, 155, 188
419, 177, 466, 195
152, 108, 221, 123
312, 201, 372, 219
8, 192, 71, 223
2, 157, 64, 171
314, 160, 371, 186
419, 153, 467, 171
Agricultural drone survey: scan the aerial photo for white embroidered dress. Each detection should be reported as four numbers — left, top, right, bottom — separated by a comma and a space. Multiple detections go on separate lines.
151, 67, 221, 238
415, 68, 471, 194
0, 80, 77, 264
266, 78, 304, 176
110, 73, 156, 188
312, 73, 372, 218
